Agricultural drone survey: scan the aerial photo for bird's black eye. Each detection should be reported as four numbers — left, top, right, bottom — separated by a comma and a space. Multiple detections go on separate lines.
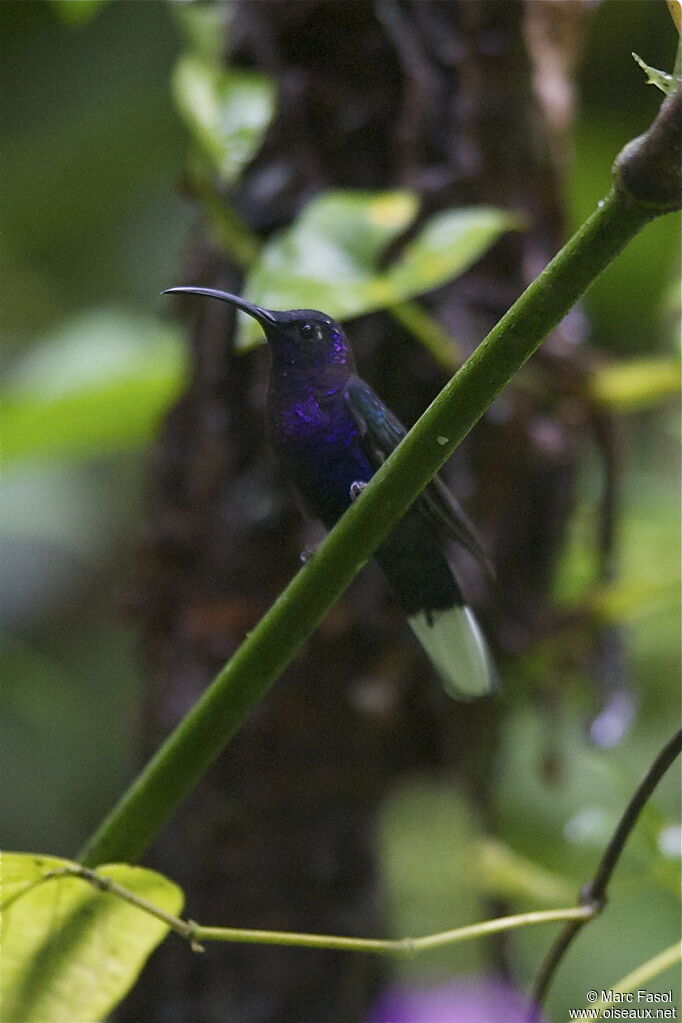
299, 323, 315, 340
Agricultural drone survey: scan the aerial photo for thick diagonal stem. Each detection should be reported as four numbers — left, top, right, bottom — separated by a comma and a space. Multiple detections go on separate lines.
78, 90, 680, 869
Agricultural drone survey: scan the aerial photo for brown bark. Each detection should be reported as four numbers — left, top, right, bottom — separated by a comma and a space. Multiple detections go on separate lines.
119, 3, 597, 1020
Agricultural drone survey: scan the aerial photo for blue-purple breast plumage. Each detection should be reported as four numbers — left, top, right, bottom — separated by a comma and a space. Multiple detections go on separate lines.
163, 285, 495, 700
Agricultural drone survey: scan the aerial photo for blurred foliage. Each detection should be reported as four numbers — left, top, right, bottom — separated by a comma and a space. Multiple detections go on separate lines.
173, 55, 275, 185
380, 467, 680, 1008
0, 853, 183, 1023
372, 3, 681, 1016
0, 2, 679, 1022
237, 191, 521, 348
0, 1, 191, 354
380, 782, 488, 978
0, 0, 190, 855
589, 356, 680, 411
49, 0, 105, 25
568, 1, 680, 355
2, 310, 185, 462
171, 0, 275, 188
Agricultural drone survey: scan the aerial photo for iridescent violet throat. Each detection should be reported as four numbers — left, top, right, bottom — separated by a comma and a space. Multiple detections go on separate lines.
163, 286, 495, 699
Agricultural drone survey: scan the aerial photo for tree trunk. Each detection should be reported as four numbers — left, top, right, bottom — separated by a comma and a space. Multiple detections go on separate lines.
119, 3, 595, 1020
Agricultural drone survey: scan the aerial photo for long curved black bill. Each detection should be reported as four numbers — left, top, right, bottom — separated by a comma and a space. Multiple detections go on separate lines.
162, 286, 277, 327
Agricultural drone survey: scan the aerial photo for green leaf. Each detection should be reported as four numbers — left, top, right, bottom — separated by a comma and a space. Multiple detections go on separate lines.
1, 309, 185, 463
0, 852, 183, 1023
632, 52, 680, 96
49, 0, 107, 26
174, 55, 275, 184
384, 206, 523, 298
238, 190, 521, 346
171, 2, 231, 66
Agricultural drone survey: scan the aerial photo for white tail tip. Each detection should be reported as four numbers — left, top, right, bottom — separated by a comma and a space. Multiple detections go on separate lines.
408, 605, 496, 700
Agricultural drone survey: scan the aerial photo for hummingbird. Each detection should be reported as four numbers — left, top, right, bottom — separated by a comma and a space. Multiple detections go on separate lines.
164, 286, 495, 700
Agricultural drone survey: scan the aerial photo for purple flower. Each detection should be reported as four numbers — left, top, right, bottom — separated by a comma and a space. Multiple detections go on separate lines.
367, 978, 545, 1023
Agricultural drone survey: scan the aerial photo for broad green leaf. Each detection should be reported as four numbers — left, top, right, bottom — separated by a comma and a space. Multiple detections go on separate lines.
238, 190, 521, 346
1, 309, 185, 463
239, 190, 418, 341
384, 206, 522, 298
174, 55, 275, 184
0, 852, 184, 1023
283, 190, 420, 272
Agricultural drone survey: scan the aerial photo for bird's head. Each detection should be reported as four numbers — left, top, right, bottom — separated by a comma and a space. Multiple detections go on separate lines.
163, 287, 355, 373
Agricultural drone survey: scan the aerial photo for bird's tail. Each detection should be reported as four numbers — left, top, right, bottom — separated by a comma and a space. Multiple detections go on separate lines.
408, 604, 496, 700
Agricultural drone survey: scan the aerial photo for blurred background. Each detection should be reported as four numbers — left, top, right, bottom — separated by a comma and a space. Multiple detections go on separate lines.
1, 2, 679, 1022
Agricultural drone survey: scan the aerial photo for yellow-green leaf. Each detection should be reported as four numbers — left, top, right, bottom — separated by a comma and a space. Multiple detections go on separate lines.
0, 852, 184, 1023
589, 357, 680, 410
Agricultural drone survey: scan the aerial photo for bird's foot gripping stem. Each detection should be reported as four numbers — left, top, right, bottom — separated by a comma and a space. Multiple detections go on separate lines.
349, 480, 368, 502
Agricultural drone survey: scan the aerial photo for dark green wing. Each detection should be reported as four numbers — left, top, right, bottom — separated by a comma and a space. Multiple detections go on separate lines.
345, 375, 406, 463
344, 377, 493, 574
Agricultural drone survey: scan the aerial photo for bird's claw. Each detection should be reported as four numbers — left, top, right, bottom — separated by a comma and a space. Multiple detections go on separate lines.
349, 480, 368, 502
300, 544, 318, 564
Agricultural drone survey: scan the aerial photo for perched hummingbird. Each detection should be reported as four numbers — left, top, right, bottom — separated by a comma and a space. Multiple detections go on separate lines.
164, 286, 495, 699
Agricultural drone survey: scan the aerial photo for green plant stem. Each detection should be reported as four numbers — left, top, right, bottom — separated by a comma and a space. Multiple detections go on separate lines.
78, 91, 680, 869
197, 907, 595, 956
37, 866, 594, 959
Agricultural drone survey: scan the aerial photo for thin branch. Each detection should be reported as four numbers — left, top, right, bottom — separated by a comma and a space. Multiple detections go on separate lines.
38, 865, 202, 951
529, 729, 682, 1019
529, 919, 586, 1021
77, 88, 680, 870
32, 865, 595, 960
589, 730, 682, 902
197, 907, 595, 957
